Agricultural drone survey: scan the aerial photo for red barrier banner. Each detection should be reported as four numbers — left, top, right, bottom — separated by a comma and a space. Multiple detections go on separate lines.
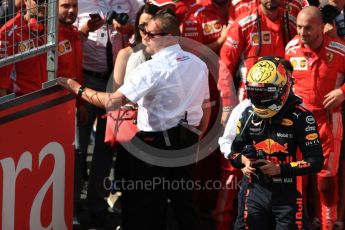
0, 85, 75, 230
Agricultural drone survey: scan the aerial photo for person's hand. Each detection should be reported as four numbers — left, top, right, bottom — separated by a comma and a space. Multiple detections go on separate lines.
112, 20, 133, 35
57, 77, 81, 95
324, 22, 338, 38
241, 155, 256, 178
77, 104, 88, 125
323, 88, 345, 110
80, 17, 105, 36
256, 159, 281, 176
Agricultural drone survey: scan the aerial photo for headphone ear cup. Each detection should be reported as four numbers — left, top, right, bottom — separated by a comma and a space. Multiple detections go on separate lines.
28, 18, 44, 32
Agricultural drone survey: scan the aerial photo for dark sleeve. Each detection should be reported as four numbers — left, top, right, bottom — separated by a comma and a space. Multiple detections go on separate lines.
280, 108, 324, 176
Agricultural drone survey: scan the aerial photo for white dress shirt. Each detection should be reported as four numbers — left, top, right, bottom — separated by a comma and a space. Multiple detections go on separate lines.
119, 44, 210, 131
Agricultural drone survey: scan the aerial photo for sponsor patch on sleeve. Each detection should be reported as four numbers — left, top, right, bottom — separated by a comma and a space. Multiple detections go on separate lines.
225, 37, 239, 48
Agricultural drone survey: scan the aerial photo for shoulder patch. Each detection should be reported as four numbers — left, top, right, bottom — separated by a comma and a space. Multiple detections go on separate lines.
329, 41, 345, 51
238, 13, 257, 27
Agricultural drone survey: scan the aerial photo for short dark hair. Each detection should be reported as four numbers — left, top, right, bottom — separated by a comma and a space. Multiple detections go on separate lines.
152, 9, 180, 36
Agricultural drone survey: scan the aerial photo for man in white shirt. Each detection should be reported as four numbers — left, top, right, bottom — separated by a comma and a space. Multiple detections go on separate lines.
59, 11, 210, 230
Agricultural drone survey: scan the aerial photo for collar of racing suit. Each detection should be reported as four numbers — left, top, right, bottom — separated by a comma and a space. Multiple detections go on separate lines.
267, 93, 303, 124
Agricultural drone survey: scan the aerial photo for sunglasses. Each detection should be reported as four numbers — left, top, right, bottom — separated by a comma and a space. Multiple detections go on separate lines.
138, 23, 169, 39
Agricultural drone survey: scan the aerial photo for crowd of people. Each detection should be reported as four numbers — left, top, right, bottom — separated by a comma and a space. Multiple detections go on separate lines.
1, 0, 345, 229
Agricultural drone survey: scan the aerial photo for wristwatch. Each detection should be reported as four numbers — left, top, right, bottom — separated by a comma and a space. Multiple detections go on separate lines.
77, 86, 86, 97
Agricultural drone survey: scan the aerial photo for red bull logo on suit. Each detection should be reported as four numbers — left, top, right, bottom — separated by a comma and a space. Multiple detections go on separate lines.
254, 139, 288, 154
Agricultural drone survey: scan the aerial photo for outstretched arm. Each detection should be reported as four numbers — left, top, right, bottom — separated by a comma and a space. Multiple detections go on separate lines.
57, 77, 126, 110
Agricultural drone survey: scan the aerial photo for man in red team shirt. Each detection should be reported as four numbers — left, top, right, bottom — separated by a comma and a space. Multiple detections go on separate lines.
57, 0, 83, 84
182, 0, 228, 52
175, 0, 197, 24
218, 0, 297, 125
0, 0, 48, 96
0, 0, 89, 96
228, 0, 308, 26
285, 6, 345, 229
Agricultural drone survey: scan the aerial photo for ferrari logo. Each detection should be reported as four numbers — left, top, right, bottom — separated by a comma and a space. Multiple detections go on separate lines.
326, 52, 333, 63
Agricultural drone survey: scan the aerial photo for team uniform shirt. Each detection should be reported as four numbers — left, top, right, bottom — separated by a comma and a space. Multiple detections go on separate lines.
175, 0, 197, 24
57, 25, 83, 84
218, 5, 297, 106
228, 0, 307, 26
181, 3, 226, 45
228, 0, 256, 26
0, 12, 47, 95
286, 35, 345, 229
119, 44, 209, 132
231, 95, 323, 229
76, 0, 139, 72
285, 35, 345, 111
285, 35, 345, 179
231, 95, 324, 200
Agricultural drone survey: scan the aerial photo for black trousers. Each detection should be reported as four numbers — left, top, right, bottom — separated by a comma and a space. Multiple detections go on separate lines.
115, 125, 199, 230
234, 177, 310, 230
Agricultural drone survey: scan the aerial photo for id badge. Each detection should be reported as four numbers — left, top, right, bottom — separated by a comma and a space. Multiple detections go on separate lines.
96, 25, 108, 47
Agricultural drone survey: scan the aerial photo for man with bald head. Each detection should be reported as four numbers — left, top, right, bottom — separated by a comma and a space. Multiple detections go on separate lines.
285, 6, 345, 229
